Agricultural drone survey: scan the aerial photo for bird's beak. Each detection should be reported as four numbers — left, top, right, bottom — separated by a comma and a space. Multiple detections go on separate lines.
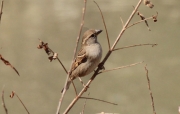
95, 29, 103, 35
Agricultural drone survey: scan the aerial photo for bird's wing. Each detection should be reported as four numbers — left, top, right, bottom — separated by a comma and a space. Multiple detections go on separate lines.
71, 48, 87, 72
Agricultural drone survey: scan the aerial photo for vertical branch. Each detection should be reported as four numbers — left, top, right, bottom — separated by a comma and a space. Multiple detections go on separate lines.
2, 86, 8, 114
94, 1, 111, 50
0, 0, 4, 24
56, 0, 87, 114
145, 65, 156, 114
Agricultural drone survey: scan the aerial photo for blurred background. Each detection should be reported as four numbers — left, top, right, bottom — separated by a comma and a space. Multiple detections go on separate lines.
0, 0, 180, 114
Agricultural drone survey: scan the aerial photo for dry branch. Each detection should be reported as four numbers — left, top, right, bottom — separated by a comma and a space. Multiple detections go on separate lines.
63, 1, 143, 113
98, 61, 144, 74
145, 65, 156, 114
113, 43, 157, 51
10, 91, 30, 114
94, 1, 110, 50
2, 86, 8, 114
56, 0, 87, 114
0, 54, 20, 76
0, 0, 4, 24
80, 97, 117, 105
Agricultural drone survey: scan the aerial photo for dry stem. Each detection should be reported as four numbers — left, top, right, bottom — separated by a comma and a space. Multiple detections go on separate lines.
80, 97, 117, 105
98, 61, 144, 74
0, 0, 4, 24
63, 0, 143, 113
145, 65, 156, 114
10, 91, 30, 114
56, 0, 87, 114
113, 43, 157, 51
2, 86, 8, 114
94, 1, 110, 50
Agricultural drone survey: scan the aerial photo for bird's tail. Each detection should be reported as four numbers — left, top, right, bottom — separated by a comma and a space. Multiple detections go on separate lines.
61, 80, 71, 93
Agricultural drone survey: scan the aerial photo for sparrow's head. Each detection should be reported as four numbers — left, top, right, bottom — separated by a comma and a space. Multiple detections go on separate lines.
82, 29, 102, 45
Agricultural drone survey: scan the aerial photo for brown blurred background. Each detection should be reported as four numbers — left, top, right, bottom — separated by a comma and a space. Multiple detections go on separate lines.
0, 0, 180, 114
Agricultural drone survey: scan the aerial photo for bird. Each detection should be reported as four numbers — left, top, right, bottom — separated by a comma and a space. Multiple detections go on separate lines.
62, 29, 103, 92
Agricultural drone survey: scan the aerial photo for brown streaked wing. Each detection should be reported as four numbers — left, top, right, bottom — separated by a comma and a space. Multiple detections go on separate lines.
71, 48, 87, 72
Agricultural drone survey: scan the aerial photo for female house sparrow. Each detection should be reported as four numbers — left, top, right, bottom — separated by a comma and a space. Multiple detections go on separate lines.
62, 29, 103, 91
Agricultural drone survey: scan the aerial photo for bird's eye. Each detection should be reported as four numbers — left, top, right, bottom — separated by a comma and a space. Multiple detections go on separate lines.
90, 34, 95, 37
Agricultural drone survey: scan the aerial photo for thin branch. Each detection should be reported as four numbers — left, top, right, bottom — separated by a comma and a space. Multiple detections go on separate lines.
144, 65, 156, 114
126, 17, 153, 29
56, 0, 87, 114
0, 0, 4, 24
94, 1, 111, 50
120, 16, 124, 27
63, 1, 143, 113
80, 93, 90, 114
10, 91, 30, 114
98, 61, 144, 74
113, 43, 157, 51
2, 86, 8, 114
80, 97, 117, 105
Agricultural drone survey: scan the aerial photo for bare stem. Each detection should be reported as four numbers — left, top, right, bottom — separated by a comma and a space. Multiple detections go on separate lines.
13, 92, 30, 114
2, 86, 8, 114
80, 97, 117, 105
63, 1, 143, 113
113, 43, 157, 51
126, 17, 153, 29
56, 0, 87, 114
145, 65, 156, 114
0, 0, 4, 24
99, 61, 144, 74
80, 93, 90, 114
94, 1, 110, 50
120, 16, 124, 27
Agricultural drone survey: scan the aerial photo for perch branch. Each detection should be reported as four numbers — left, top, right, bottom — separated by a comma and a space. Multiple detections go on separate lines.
56, 0, 87, 114
63, 1, 143, 113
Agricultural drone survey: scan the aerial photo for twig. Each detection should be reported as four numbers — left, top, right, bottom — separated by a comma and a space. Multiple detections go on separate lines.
144, 65, 156, 114
0, 0, 4, 24
63, 1, 143, 113
80, 93, 90, 114
0, 54, 20, 76
98, 61, 144, 74
126, 17, 153, 29
80, 97, 117, 105
56, 0, 87, 114
120, 16, 124, 27
94, 1, 110, 50
10, 91, 30, 114
113, 43, 157, 51
2, 86, 8, 114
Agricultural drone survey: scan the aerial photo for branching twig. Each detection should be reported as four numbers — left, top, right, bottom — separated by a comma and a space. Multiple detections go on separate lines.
113, 43, 157, 51
56, 0, 87, 114
63, 1, 143, 113
94, 1, 110, 50
10, 91, 30, 114
2, 86, 8, 114
144, 65, 156, 114
98, 61, 144, 74
0, 0, 4, 24
80, 97, 117, 105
